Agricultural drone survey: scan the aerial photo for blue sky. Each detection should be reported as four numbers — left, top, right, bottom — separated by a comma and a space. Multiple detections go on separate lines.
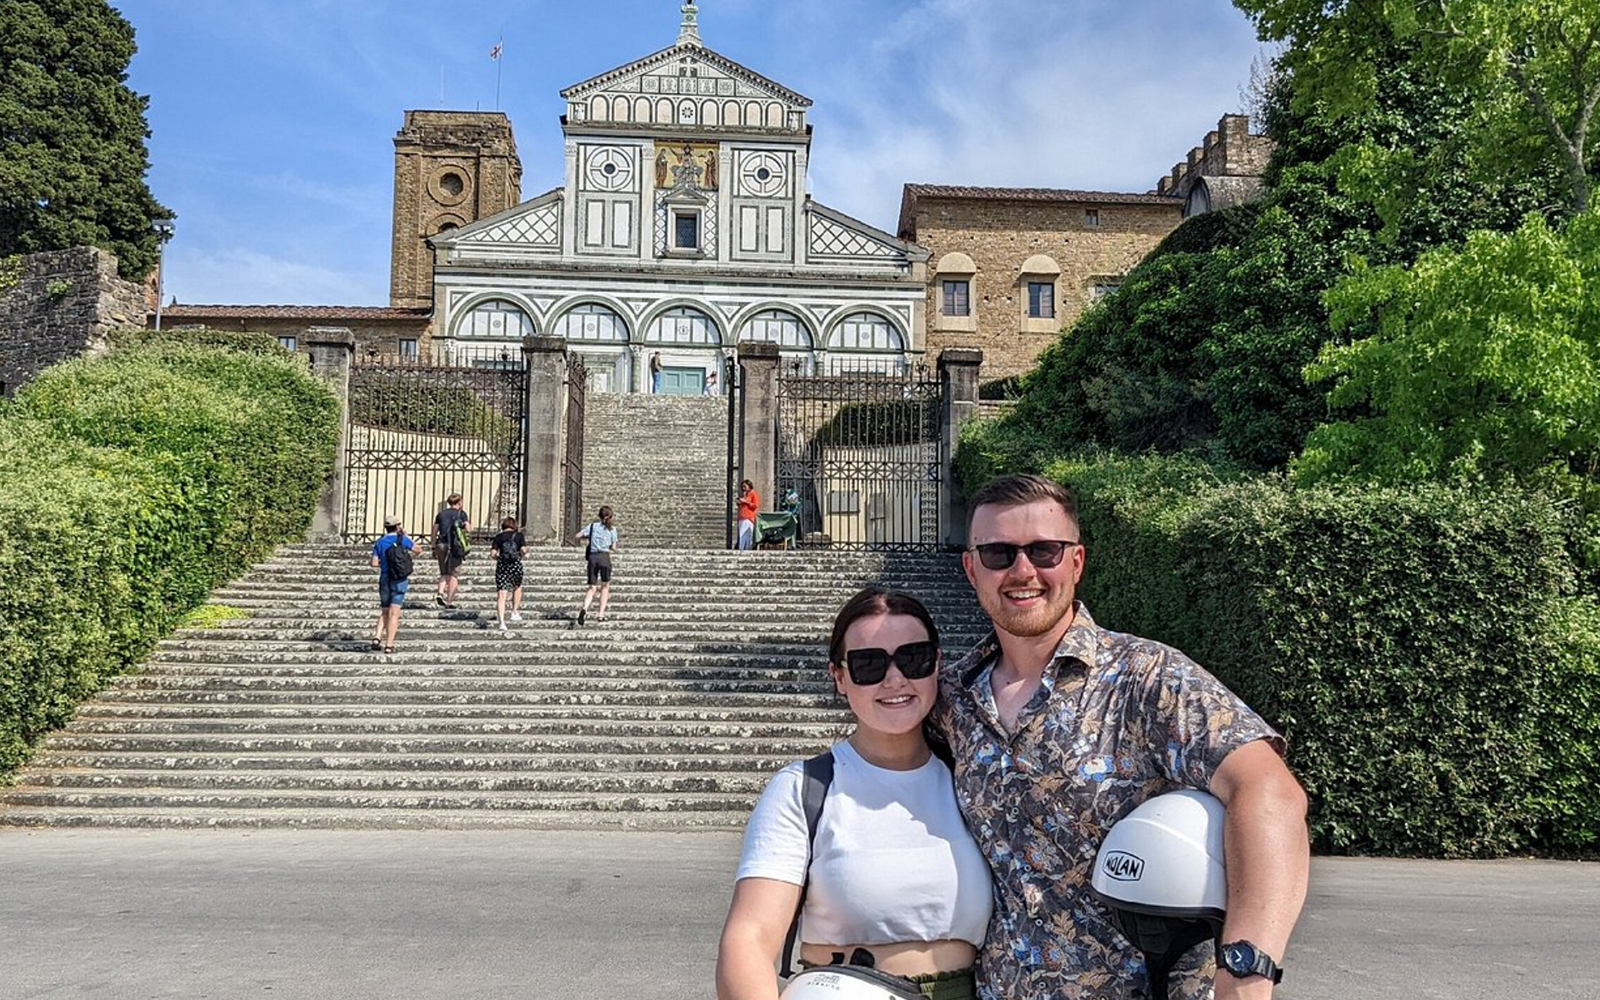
116, 0, 1268, 306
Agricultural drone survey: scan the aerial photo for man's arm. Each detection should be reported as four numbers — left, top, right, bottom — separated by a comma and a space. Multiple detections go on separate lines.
1209, 739, 1309, 999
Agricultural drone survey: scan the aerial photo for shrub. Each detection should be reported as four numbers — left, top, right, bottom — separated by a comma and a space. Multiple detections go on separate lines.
0, 335, 338, 776
992, 453, 1591, 856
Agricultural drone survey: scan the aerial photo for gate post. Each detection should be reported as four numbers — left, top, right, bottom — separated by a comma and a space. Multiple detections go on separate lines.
522, 335, 569, 545
938, 348, 984, 549
737, 342, 780, 517
306, 327, 354, 542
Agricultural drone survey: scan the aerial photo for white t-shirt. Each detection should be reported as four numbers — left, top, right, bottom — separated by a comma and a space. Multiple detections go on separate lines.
735, 740, 993, 948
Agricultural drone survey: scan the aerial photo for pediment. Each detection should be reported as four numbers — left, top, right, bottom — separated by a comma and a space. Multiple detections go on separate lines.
561, 44, 811, 133
432, 188, 562, 252
562, 44, 810, 106
806, 201, 930, 266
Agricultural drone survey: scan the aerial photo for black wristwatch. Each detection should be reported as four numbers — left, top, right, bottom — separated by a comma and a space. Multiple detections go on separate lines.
1218, 940, 1284, 984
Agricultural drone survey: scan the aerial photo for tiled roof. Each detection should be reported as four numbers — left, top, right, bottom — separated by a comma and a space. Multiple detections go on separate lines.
898, 183, 1181, 239
160, 305, 431, 321
902, 184, 1178, 206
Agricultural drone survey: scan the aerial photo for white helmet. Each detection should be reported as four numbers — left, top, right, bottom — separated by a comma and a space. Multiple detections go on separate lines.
1091, 790, 1228, 999
779, 965, 925, 1000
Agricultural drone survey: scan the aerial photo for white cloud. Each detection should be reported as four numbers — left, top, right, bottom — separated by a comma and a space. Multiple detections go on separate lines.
788, 0, 1268, 229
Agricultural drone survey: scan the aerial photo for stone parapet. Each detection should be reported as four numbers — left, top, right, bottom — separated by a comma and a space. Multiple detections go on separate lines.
0, 246, 150, 397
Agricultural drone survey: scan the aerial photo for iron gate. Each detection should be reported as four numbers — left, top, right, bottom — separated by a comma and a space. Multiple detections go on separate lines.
775, 363, 944, 550
343, 347, 528, 543
562, 354, 587, 541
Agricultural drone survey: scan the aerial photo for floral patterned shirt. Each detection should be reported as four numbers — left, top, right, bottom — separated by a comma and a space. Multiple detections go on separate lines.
932, 604, 1284, 1000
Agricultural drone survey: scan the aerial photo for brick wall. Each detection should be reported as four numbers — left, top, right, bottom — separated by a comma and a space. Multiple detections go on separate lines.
390, 111, 522, 309
0, 247, 150, 397
912, 198, 1181, 381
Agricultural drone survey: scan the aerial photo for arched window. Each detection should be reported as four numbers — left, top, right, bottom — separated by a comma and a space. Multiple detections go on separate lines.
645, 306, 721, 346
456, 299, 536, 340
828, 312, 904, 352
739, 309, 813, 349
553, 303, 629, 343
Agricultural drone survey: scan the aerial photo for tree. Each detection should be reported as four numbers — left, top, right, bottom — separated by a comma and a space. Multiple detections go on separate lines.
1000, 46, 1564, 471
1295, 209, 1600, 568
1233, 0, 1600, 215
0, 0, 171, 280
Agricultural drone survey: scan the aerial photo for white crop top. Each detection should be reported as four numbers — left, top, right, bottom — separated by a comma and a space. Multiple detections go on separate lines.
735, 740, 992, 948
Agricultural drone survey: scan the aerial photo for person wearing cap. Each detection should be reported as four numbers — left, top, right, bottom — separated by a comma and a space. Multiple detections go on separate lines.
370, 515, 417, 654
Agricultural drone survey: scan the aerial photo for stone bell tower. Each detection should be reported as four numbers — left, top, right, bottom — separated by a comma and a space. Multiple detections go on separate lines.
389, 110, 522, 308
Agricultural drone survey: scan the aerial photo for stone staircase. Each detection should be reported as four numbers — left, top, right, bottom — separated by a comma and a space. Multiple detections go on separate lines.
0, 542, 986, 829
581, 393, 730, 548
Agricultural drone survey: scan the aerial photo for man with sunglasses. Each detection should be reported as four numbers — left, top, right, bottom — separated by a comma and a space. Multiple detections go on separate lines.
933, 474, 1309, 1000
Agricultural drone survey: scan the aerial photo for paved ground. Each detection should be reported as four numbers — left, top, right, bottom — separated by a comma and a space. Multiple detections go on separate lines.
2, 829, 1596, 999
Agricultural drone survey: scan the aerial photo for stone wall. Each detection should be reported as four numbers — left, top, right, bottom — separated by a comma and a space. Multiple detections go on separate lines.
1156, 113, 1275, 203
907, 196, 1181, 381
0, 247, 150, 397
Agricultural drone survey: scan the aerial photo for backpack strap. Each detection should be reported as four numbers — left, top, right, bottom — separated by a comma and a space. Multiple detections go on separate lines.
781, 750, 834, 980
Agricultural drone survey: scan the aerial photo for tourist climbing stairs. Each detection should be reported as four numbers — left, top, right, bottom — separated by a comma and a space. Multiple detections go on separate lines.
0, 543, 986, 829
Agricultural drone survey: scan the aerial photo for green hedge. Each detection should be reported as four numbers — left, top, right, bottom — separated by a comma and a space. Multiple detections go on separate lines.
956, 441, 1596, 856
0, 332, 339, 776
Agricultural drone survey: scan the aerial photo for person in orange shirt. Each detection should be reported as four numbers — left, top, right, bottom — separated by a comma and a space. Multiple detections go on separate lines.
736, 479, 760, 550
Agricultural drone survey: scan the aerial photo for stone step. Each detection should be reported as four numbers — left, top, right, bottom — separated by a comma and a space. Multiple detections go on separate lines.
22, 750, 797, 773
85, 689, 839, 708
1, 538, 978, 829
128, 664, 832, 683
137, 651, 837, 669
39, 732, 836, 756
0, 787, 759, 814
10, 768, 779, 794
74, 703, 848, 723
61, 717, 846, 739
0, 807, 752, 830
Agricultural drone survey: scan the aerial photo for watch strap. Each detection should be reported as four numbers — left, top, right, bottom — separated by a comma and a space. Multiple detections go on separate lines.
1221, 940, 1284, 984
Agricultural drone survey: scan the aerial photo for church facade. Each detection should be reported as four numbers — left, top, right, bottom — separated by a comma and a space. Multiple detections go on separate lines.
402, 4, 929, 393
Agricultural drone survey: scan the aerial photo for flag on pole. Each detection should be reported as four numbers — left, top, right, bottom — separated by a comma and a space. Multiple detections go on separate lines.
489, 40, 503, 60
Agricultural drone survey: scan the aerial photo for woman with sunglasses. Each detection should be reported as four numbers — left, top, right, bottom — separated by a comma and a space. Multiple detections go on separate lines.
716, 587, 992, 1000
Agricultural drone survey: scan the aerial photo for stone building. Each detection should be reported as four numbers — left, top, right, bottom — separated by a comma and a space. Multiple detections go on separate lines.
895, 113, 1274, 384
156, 304, 431, 358
420, 1, 929, 392
1157, 113, 1275, 218
898, 186, 1182, 382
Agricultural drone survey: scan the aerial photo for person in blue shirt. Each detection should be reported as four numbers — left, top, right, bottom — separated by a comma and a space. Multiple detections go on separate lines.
571, 505, 620, 626
370, 515, 417, 654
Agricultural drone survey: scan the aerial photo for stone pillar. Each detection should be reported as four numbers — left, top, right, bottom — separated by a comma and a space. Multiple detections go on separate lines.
629, 344, 646, 394
737, 342, 780, 516
523, 335, 569, 545
306, 328, 355, 542
938, 348, 983, 549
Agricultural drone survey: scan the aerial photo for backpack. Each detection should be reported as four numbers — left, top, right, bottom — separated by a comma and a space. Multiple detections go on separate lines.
781, 751, 834, 979
451, 517, 471, 558
498, 533, 520, 560
384, 538, 413, 581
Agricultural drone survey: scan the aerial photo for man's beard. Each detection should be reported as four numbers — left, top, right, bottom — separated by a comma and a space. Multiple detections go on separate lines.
977, 585, 1074, 639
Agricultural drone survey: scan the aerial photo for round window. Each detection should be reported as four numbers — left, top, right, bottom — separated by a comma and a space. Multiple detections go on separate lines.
439, 172, 464, 196
755, 167, 772, 181
602, 162, 618, 176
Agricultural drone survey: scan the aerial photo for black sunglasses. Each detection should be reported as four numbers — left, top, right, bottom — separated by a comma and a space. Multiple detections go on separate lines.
968, 539, 1081, 571
841, 640, 940, 686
